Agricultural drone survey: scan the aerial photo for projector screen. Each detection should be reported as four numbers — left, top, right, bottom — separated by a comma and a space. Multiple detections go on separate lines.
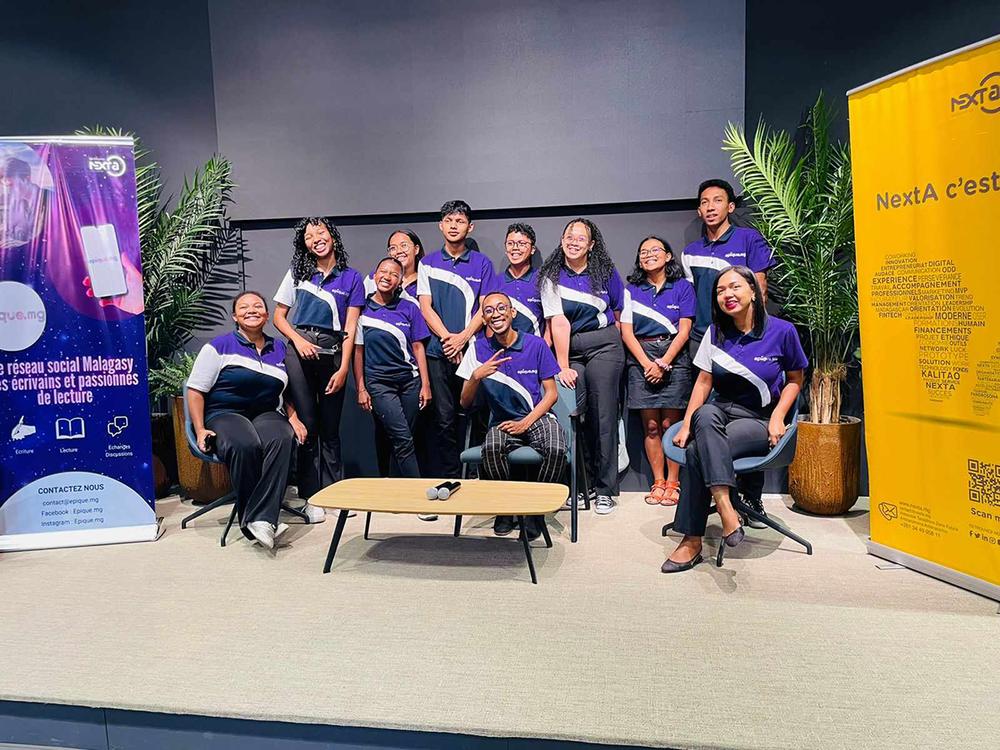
209, 0, 745, 220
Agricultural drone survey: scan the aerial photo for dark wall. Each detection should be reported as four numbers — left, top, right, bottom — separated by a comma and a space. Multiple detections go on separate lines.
209, 0, 745, 220
746, 0, 1000, 139
0, 0, 218, 198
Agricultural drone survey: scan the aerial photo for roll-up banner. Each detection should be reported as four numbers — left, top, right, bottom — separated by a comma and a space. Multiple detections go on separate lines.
0, 136, 156, 551
849, 36, 1000, 599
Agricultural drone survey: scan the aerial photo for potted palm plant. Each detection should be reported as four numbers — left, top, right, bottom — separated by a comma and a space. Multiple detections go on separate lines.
78, 128, 244, 501
722, 94, 861, 514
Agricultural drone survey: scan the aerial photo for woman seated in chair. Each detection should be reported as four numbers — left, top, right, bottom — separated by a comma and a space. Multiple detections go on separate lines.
663, 266, 806, 573
187, 291, 307, 550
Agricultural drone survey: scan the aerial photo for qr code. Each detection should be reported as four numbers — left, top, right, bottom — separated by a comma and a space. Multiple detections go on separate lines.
968, 459, 1000, 508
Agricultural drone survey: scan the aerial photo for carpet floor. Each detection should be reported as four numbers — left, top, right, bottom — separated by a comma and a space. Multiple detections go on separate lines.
0, 492, 997, 750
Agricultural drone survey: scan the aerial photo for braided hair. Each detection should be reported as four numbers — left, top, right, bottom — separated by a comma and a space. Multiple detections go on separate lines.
290, 217, 350, 283
537, 218, 614, 293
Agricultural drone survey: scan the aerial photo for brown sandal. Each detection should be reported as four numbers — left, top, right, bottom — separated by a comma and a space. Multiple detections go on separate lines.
645, 480, 669, 505
660, 480, 680, 506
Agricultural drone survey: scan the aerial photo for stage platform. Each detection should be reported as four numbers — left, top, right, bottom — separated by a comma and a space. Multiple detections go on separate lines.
1, 492, 997, 750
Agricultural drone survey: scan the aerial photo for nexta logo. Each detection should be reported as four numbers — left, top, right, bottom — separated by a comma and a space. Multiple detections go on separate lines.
950, 71, 1000, 115
87, 155, 127, 177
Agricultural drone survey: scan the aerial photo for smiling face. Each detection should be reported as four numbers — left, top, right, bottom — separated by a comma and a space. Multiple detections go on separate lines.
561, 221, 593, 265
697, 186, 735, 231
232, 293, 268, 334
304, 222, 335, 260
374, 258, 403, 295
715, 269, 754, 318
387, 231, 419, 275
481, 292, 514, 336
638, 238, 670, 275
505, 231, 534, 268
439, 212, 473, 246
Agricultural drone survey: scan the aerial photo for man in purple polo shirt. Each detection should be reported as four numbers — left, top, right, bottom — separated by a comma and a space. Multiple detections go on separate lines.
458, 291, 566, 540
417, 200, 498, 479
681, 179, 775, 347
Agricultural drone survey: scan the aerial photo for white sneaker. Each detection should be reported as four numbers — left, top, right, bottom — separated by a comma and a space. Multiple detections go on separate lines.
247, 521, 275, 549
273, 522, 290, 540
594, 495, 617, 515
418, 514, 438, 521
300, 503, 326, 524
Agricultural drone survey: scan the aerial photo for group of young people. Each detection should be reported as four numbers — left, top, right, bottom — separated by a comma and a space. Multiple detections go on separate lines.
185, 180, 808, 573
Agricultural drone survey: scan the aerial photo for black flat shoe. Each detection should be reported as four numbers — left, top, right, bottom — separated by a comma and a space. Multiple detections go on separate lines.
723, 526, 746, 548
661, 553, 703, 574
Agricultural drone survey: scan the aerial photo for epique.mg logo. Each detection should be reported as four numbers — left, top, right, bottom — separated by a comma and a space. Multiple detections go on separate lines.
950, 71, 1000, 114
87, 154, 127, 177
0, 281, 46, 351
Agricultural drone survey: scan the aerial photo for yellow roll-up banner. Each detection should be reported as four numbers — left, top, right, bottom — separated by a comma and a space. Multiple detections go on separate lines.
849, 36, 1000, 598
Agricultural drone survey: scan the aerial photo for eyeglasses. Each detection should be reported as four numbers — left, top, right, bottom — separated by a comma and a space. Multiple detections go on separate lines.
505, 240, 531, 249
482, 304, 509, 316
638, 248, 666, 258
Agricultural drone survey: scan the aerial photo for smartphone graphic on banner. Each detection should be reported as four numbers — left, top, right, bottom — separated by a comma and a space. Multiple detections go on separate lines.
80, 224, 128, 298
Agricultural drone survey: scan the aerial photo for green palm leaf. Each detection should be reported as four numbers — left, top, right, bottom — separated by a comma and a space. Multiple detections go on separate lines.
722, 94, 858, 423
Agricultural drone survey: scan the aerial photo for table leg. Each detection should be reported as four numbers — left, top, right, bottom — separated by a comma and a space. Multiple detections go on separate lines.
364, 512, 372, 540
322, 509, 350, 574
517, 515, 538, 584
538, 515, 552, 548
453, 515, 462, 537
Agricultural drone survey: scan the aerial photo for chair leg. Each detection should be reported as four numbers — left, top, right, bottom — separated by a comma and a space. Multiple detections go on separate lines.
280, 502, 309, 522
181, 493, 234, 529
454, 515, 462, 537
364, 512, 372, 540
539, 515, 553, 548
221, 502, 238, 547
735, 498, 813, 555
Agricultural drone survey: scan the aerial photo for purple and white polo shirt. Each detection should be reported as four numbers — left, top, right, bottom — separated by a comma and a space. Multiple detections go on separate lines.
274, 265, 366, 332
457, 330, 561, 424
187, 331, 288, 421
499, 266, 545, 337
681, 225, 775, 340
621, 278, 696, 338
417, 246, 498, 359
355, 295, 430, 384
539, 266, 625, 335
693, 316, 808, 412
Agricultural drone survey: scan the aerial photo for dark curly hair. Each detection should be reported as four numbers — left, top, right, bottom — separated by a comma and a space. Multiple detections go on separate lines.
538, 218, 614, 294
505, 222, 536, 247
626, 235, 684, 286
290, 217, 349, 283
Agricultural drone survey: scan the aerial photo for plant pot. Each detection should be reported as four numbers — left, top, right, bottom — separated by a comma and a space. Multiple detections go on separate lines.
171, 396, 231, 502
788, 417, 861, 515
150, 412, 177, 497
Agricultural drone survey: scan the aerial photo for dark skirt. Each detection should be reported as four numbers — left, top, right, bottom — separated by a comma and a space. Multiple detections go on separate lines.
626, 337, 693, 410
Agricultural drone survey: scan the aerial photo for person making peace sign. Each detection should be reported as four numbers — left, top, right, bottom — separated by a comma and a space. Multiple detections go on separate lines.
457, 291, 566, 540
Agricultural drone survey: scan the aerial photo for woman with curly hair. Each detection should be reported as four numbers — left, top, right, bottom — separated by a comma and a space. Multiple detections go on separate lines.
538, 218, 625, 514
621, 236, 696, 506
273, 217, 365, 514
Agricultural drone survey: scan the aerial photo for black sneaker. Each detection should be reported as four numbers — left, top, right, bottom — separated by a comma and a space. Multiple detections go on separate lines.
563, 488, 595, 510
741, 494, 768, 530
494, 515, 516, 536
522, 516, 543, 542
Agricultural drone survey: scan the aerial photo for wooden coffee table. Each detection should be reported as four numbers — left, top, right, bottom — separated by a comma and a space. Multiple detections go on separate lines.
309, 478, 568, 584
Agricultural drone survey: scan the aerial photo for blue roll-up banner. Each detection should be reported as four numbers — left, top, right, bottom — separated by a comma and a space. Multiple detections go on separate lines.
0, 136, 156, 551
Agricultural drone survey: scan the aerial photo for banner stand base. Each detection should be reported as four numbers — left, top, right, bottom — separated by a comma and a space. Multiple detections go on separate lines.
867, 540, 1000, 603
0, 523, 158, 553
